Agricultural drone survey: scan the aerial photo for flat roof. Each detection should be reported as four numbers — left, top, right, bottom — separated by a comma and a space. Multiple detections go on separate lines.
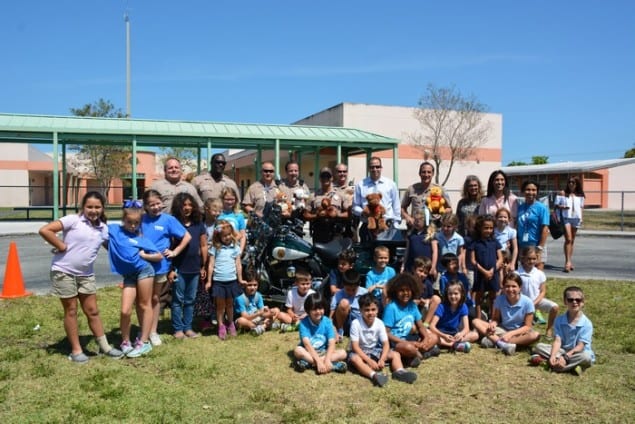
502, 158, 635, 175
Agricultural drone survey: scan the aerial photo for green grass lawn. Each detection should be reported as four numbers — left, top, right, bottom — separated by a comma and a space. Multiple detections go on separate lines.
1, 279, 634, 423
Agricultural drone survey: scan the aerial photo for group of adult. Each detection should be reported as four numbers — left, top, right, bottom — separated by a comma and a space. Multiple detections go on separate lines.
151, 154, 583, 272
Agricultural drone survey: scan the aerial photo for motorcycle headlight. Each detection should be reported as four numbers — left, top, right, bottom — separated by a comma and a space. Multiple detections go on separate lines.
286, 266, 296, 278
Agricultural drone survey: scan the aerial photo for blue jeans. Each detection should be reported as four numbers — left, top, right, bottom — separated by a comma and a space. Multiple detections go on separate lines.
171, 272, 199, 332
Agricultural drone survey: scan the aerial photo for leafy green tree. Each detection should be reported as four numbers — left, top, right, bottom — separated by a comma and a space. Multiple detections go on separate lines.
531, 155, 549, 164
624, 146, 635, 158
506, 160, 528, 166
69, 99, 132, 198
411, 84, 492, 186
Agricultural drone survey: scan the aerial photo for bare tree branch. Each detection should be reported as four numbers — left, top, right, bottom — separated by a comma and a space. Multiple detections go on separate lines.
411, 84, 492, 186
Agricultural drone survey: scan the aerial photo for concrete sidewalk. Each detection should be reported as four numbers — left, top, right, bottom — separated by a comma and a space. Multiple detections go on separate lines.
0, 220, 634, 238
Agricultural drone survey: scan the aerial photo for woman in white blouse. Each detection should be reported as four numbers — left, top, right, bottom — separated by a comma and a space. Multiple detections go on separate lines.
557, 176, 585, 272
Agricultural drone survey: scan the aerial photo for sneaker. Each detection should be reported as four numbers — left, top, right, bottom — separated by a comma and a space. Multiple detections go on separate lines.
127, 340, 152, 358
572, 365, 583, 376
529, 354, 547, 366
392, 369, 417, 384
120, 340, 134, 355
101, 347, 124, 359
228, 322, 237, 337
250, 325, 265, 336
218, 323, 227, 341
149, 333, 162, 346
280, 323, 297, 333
534, 311, 547, 325
501, 343, 517, 356
408, 356, 421, 368
68, 352, 89, 363
372, 373, 389, 387
480, 337, 495, 349
332, 361, 347, 373
271, 321, 282, 330
294, 359, 310, 372
454, 341, 471, 353
423, 345, 441, 359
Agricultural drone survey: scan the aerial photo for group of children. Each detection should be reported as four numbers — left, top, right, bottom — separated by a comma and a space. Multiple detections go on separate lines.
43, 194, 594, 382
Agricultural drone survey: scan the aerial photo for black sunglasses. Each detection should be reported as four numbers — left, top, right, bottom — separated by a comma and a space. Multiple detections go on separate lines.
262, 169, 275, 173
566, 297, 583, 303
214, 161, 227, 165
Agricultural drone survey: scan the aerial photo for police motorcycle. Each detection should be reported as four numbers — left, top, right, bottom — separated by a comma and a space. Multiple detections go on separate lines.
243, 202, 407, 307
243, 203, 352, 304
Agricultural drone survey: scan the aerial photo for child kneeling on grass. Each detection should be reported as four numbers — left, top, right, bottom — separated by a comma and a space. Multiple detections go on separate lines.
348, 293, 417, 387
529, 286, 595, 376
293, 293, 347, 374
234, 269, 280, 336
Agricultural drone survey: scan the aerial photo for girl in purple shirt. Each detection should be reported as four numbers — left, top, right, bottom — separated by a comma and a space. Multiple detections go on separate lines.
39, 191, 122, 363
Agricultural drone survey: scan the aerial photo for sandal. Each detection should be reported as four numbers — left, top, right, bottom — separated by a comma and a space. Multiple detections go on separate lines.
173, 331, 185, 340
185, 330, 200, 339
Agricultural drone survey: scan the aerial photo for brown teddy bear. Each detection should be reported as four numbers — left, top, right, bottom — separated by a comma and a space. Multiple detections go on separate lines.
275, 190, 292, 217
426, 186, 446, 215
317, 196, 339, 219
362, 193, 388, 233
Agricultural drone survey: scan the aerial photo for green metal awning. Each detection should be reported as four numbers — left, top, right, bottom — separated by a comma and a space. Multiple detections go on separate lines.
0, 113, 399, 219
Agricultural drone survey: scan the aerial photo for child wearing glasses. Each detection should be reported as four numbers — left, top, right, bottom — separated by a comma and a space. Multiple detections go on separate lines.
529, 286, 595, 375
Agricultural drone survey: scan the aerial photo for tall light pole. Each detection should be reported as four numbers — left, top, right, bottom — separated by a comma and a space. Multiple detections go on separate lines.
125, 11, 131, 118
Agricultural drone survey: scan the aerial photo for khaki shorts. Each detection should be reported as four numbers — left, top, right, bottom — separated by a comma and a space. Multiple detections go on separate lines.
50, 270, 97, 298
154, 273, 168, 284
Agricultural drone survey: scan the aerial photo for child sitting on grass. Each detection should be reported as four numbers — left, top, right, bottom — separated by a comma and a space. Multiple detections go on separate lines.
429, 280, 479, 352
277, 269, 315, 332
348, 293, 418, 386
330, 269, 368, 342
529, 286, 595, 375
383, 273, 440, 367
293, 293, 348, 374
234, 269, 280, 336
472, 272, 541, 355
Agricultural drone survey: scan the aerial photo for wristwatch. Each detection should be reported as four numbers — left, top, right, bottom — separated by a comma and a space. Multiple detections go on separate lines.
536, 246, 544, 251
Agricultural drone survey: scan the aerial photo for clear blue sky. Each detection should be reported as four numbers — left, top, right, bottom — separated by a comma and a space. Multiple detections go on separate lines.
1, 1, 633, 164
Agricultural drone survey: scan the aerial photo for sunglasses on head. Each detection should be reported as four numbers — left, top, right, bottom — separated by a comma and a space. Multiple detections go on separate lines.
123, 199, 143, 209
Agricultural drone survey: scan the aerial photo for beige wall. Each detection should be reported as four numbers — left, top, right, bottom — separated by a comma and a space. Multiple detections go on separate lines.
294, 103, 502, 196
607, 163, 635, 209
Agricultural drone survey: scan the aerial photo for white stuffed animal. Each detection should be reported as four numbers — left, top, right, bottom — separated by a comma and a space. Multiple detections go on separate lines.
293, 189, 309, 211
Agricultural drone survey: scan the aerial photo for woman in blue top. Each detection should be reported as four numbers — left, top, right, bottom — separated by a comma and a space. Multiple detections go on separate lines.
170, 193, 208, 339
141, 189, 191, 347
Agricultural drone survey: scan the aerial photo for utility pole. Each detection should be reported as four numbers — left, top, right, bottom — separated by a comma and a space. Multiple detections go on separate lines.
125, 11, 131, 118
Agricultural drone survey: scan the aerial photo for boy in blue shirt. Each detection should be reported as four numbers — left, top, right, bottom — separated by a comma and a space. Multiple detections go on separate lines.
529, 286, 595, 375
365, 245, 395, 308
293, 293, 347, 374
234, 269, 280, 336
331, 270, 368, 342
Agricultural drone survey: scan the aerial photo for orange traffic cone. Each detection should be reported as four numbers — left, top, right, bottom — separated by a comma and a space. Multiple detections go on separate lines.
0, 241, 32, 299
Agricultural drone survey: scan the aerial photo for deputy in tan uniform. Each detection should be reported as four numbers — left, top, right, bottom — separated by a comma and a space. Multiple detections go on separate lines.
192, 153, 240, 203
242, 161, 281, 217
279, 160, 310, 214
150, 157, 203, 213
303, 167, 349, 243
333, 163, 356, 240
